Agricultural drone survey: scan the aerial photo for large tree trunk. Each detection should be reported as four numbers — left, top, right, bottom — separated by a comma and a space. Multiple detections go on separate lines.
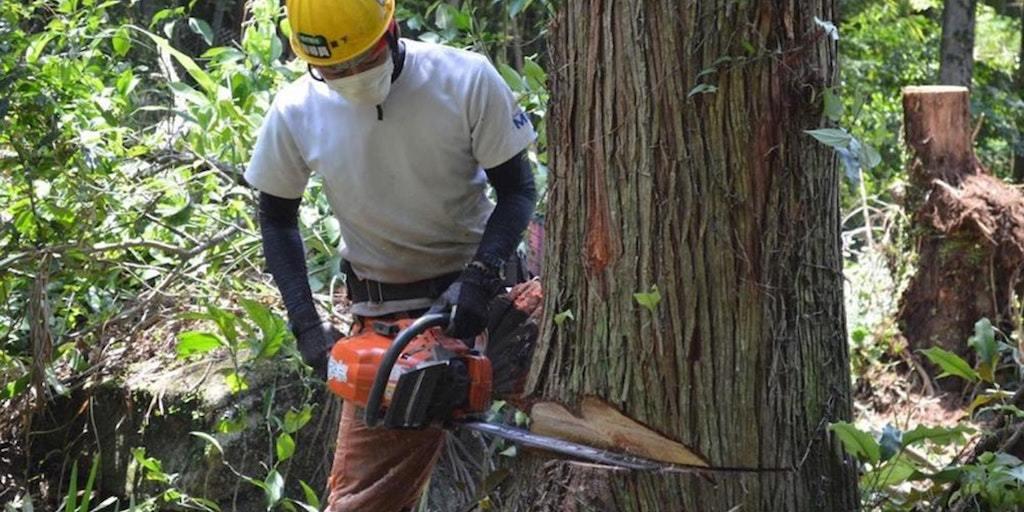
939, 0, 978, 87
499, 1, 857, 511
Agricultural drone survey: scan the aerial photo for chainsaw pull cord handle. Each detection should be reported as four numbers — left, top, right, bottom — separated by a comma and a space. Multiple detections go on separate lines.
364, 312, 451, 427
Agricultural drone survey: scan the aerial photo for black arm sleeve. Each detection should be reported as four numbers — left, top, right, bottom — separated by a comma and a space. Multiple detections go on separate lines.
258, 192, 321, 332
478, 150, 537, 266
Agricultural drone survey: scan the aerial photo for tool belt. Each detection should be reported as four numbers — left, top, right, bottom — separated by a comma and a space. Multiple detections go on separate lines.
342, 261, 460, 304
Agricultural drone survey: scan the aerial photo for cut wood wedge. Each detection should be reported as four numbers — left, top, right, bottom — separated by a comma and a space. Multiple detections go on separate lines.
529, 397, 710, 467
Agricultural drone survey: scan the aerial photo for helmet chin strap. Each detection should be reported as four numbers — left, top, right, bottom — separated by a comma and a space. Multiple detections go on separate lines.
308, 64, 325, 82
385, 21, 405, 84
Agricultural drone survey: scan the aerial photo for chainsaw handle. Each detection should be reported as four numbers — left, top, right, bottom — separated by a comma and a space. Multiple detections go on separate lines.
364, 312, 450, 427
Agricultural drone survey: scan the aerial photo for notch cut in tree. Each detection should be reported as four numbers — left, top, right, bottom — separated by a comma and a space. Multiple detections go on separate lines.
898, 86, 1024, 361
529, 397, 710, 468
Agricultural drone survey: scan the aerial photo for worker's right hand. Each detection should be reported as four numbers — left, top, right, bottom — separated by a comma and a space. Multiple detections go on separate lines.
295, 322, 343, 380
443, 262, 504, 341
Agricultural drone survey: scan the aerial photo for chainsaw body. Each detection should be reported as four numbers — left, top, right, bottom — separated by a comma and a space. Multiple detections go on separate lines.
327, 314, 492, 428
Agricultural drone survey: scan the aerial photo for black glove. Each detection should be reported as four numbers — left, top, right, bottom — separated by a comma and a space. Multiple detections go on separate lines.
294, 321, 343, 380
441, 261, 504, 341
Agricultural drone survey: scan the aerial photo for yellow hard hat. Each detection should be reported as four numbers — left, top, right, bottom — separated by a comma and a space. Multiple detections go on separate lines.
286, 0, 396, 66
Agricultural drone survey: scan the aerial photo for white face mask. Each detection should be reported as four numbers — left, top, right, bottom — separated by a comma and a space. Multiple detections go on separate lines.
324, 53, 394, 106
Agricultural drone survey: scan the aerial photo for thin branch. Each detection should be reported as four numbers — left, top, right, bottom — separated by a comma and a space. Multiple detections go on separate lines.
0, 226, 240, 270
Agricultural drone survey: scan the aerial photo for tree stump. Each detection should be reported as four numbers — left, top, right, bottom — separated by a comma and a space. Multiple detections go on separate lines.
898, 86, 1024, 360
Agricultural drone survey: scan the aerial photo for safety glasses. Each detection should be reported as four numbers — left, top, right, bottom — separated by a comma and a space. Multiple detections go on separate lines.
311, 37, 390, 80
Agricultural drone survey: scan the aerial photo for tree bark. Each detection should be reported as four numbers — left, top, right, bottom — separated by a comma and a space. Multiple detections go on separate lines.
939, 0, 978, 87
499, 1, 857, 511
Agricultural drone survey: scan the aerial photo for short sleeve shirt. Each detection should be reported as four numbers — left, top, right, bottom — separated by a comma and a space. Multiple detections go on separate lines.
245, 39, 536, 284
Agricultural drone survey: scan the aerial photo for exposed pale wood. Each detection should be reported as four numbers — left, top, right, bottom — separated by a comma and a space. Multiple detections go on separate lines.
530, 397, 710, 467
902, 86, 976, 185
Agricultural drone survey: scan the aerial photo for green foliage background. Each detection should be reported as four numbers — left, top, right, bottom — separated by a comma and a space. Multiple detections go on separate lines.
0, 0, 551, 509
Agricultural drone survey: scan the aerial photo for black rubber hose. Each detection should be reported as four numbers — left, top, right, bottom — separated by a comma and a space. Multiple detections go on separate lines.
364, 313, 450, 427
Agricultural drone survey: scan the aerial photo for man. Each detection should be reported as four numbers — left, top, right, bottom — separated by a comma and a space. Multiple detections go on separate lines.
243, 0, 537, 510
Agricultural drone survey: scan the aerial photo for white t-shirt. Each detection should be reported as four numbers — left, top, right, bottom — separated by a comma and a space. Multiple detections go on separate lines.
245, 40, 536, 290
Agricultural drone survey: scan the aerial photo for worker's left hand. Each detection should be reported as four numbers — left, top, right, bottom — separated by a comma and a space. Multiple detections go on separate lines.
440, 262, 504, 341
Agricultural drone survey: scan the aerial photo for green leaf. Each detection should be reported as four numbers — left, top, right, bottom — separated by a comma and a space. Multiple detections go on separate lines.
910, 466, 962, 484
823, 87, 843, 121
2, 375, 30, 400
284, 407, 314, 434
129, 26, 217, 94
861, 455, 918, 489
57, 0, 79, 14
81, 455, 101, 512
176, 331, 223, 358
188, 17, 214, 46
805, 128, 853, 149
830, 421, 881, 464
224, 372, 248, 393
131, 448, 170, 483
633, 285, 662, 312
205, 303, 239, 345
977, 404, 1024, 419
968, 318, 998, 382
902, 424, 973, 446
276, 433, 295, 462
240, 299, 287, 359
968, 390, 1014, 415
299, 480, 321, 509
111, 26, 131, 57
687, 83, 718, 97
190, 431, 224, 456
920, 347, 980, 382
497, 63, 528, 93
522, 58, 547, 89
291, 502, 320, 512
25, 33, 57, 64
65, 459, 79, 512
514, 410, 529, 427
216, 416, 247, 434
115, 69, 140, 96
553, 309, 574, 326
861, 143, 882, 169
265, 470, 284, 508
508, 0, 530, 18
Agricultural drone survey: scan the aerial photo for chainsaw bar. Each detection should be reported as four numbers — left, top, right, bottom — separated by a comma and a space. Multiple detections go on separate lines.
461, 421, 662, 470
460, 421, 791, 475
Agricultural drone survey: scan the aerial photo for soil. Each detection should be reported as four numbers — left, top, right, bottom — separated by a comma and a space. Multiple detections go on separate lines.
855, 363, 971, 432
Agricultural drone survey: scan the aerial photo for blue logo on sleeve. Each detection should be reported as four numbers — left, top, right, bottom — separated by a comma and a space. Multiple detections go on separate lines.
512, 111, 530, 130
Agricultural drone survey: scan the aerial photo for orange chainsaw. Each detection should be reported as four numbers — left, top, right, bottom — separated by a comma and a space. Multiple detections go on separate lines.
324, 313, 790, 475
326, 313, 492, 428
